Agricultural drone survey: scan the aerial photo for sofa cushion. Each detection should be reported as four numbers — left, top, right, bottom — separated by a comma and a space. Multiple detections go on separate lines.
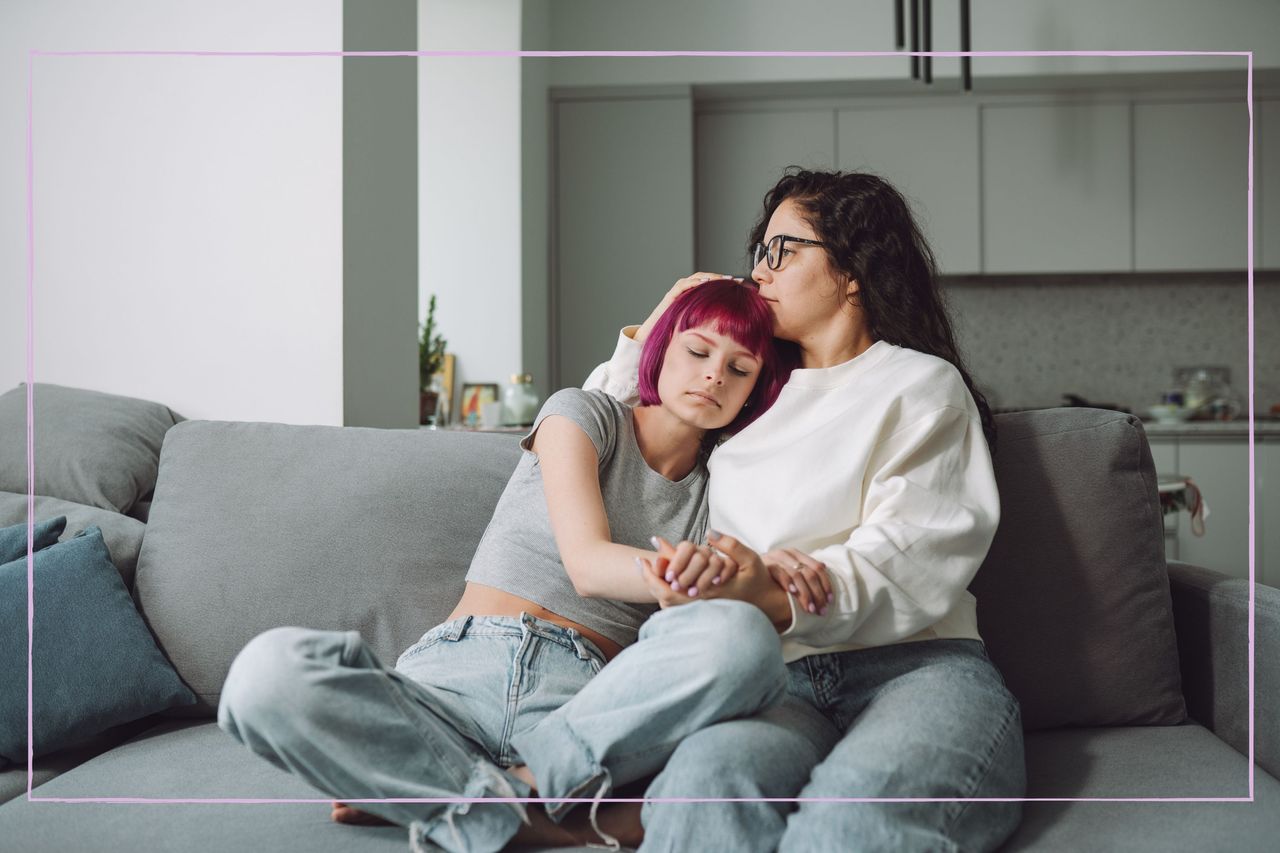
0, 719, 595, 852
0, 528, 196, 761
0, 516, 64, 563
970, 409, 1186, 730
0, 495, 146, 588
0, 720, 1273, 853
0, 383, 183, 515
1001, 725, 1280, 851
134, 423, 524, 716
0, 716, 158, 804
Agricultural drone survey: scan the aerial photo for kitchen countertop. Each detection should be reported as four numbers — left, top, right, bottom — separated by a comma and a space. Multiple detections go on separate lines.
1139, 419, 1280, 437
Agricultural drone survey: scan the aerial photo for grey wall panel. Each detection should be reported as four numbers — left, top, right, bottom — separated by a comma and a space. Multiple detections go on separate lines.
343, 0, 418, 428
553, 95, 694, 389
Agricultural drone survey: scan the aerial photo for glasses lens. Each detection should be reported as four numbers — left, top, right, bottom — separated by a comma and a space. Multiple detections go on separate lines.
752, 242, 767, 268
767, 235, 783, 269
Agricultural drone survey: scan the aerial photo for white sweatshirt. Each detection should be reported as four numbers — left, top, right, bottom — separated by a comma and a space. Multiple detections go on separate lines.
584, 331, 1001, 664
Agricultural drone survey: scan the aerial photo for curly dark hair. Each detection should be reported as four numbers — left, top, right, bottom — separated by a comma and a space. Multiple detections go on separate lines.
749, 168, 996, 450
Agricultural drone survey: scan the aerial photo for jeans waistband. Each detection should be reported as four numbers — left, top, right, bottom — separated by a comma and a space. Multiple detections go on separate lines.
436, 613, 606, 666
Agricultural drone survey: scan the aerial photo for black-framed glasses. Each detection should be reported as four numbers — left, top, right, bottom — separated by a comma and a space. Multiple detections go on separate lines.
751, 234, 827, 270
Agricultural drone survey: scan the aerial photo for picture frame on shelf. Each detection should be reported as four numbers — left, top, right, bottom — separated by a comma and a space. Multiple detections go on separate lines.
459, 383, 499, 428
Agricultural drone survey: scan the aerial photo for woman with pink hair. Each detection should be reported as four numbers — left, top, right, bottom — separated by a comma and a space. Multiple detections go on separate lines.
218, 280, 800, 851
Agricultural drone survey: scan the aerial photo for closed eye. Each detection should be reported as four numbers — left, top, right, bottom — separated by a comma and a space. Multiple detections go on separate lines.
729, 366, 751, 377
686, 348, 708, 358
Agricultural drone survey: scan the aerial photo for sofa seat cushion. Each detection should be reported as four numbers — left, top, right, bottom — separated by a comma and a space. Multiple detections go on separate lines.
0, 716, 158, 805
1001, 725, 1280, 851
0, 719, 594, 852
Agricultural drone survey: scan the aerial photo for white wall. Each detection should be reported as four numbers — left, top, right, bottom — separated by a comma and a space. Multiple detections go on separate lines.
545, 0, 1274, 87
419, 0, 524, 407
0, 1, 343, 424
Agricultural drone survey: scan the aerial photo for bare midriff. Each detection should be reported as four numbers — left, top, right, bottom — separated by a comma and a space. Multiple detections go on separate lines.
445, 582, 624, 661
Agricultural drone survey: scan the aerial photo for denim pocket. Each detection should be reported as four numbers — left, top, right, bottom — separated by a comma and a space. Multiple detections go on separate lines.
396, 616, 473, 666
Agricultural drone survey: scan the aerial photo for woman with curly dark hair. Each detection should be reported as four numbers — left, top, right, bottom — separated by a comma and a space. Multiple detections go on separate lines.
587, 168, 1025, 852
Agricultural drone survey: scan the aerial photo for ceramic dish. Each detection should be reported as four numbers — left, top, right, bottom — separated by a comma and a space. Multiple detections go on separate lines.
1147, 405, 1193, 423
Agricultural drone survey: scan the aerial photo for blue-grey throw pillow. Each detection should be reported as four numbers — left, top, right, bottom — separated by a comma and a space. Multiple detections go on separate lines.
0, 516, 65, 564
0, 526, 195, 761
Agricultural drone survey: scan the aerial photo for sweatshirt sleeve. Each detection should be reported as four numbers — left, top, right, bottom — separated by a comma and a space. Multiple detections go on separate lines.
582, 326, 643, 406
781, 404, 1001, 648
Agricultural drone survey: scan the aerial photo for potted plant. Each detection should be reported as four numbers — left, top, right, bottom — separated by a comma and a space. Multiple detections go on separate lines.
419, 295, 448, 425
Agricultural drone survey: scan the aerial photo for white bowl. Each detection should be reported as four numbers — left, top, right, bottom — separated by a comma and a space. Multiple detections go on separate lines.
1148, 405, 1192, 423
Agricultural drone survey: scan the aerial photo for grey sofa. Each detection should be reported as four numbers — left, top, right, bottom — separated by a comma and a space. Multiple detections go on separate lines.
1, 402, 1277, 852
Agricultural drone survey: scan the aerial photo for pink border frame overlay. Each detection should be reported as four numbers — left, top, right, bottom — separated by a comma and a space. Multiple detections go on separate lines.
24, 48, 1256, 809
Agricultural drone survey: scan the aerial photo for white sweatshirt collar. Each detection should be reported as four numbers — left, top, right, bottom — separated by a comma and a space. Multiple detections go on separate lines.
785, 340, 896, 391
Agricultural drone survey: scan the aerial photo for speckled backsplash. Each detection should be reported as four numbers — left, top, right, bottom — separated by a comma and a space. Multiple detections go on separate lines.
941, 273, 1279, 416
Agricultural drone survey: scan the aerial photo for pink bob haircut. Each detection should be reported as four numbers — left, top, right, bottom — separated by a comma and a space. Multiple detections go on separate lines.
637, 278, 797, 436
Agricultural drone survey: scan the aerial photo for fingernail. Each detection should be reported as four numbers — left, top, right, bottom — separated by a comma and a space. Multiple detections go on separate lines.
688, 587, 699, 597
634, 557, 644, 573
670, 580, 681, 590
807, 603, 817, 614
665, 571, 675, 582
788, 584, 798, 594
712, 576, 722, 585
707, 528, 721, 540
827, 593, 834, 602
820, 607, 828, 616
649, 535, 660, 548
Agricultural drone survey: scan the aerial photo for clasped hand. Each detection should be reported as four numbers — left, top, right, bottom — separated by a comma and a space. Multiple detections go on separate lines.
638, 532, 832, 616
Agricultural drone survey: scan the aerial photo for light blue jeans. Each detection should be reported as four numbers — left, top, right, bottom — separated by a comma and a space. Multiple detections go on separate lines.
217, 600, 785, 853
638, 637, 1027, 853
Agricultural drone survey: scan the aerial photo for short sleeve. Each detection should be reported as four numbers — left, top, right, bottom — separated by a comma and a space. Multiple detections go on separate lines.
520, 388, 620, 465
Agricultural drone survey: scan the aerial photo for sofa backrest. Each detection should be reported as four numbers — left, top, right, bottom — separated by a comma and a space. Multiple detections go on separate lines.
134, 422, 524, 716
136, 409, 1188, 729
972, 408, 1186, 729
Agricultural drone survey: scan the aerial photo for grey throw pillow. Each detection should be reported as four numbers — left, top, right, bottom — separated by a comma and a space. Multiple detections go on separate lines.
0, 494, 146, 589
970, 408, 1186, 730
0, 384, 183, 515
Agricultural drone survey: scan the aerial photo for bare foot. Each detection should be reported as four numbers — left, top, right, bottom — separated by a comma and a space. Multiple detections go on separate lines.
331, 800, 394, 826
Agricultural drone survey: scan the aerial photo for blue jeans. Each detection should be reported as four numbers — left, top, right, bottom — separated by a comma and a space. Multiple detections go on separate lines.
217, 600, 785, 853
640, 638, 1026, 853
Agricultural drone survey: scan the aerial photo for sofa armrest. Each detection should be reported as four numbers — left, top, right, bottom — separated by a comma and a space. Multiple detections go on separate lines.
1167, 560, 1279, 780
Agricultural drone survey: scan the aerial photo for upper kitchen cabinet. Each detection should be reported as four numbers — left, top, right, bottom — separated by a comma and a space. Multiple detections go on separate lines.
981, 102, 1132, 274
554, 92, 695, 389
695, 109, 834, 274
837, 106, 981, 275
1262, 99, 1279, 269
1134, 100, 1249, 271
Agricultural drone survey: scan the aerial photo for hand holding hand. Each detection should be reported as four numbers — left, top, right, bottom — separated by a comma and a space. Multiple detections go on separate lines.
633, 273, 744, 344
761, 549, 832, 616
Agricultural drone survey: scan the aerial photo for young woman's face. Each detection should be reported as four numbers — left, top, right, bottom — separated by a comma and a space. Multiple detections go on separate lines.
657, 324, 761, 430
750, 198, 852, 342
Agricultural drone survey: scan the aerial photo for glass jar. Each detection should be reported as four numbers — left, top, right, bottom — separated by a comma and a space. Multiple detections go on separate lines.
502, 374, 540, 427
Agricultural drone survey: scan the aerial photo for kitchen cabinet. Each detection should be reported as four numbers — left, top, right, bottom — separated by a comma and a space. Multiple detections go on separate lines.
1134, 100, 1250, 271
695, 109, 834, 275
981, 102, 1132, 274
837, 105, 981, 275
554, 93, 694, 388
1176, 438, 1252, 581
1262, 99, 1279, 269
